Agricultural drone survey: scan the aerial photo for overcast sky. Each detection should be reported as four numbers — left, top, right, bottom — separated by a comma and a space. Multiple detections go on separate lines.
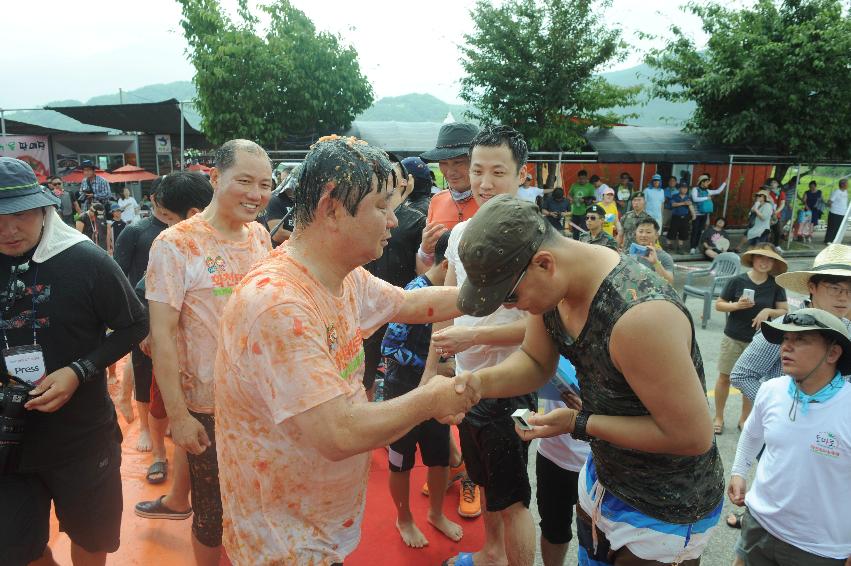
0, 0, 717, 110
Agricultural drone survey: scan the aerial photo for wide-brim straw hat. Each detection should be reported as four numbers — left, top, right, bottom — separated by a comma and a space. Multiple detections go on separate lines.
775, 244, 851, 294
755, 189, 771, 199
741, 247, 788, 276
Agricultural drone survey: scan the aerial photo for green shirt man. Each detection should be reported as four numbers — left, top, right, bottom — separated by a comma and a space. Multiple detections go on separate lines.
569, 182, 596, 216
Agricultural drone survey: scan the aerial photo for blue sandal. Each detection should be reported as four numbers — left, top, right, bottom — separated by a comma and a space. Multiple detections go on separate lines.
442, 552, 475, 566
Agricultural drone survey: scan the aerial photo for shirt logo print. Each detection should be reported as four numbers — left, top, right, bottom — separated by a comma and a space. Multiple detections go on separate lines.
811, 431, 841, 459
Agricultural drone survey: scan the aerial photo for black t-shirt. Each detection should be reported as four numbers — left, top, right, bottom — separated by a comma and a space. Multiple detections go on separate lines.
541, 196, 571, 229
113, 215, 168, 286
266, 192, 296, 233
80, 213, 108, 250
700, 227, 728, 250
365, 203, 426, 289
0, 241, 148, 471
721, 273, 787, 342
110, 219, 127, 243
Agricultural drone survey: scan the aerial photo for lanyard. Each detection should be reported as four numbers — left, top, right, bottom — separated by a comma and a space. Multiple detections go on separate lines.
1, 263, 39, 350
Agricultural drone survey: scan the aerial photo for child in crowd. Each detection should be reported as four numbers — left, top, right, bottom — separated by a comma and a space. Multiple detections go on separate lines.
380, 231, 464, 548
796, 208, 814, 243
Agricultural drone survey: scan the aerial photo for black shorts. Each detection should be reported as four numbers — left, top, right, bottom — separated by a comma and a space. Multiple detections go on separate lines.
186, 411, 223, 548
0, 441, 123, 565
131, 345, 153, 403
535, 452, 579, 545
386, 378, 450, 472
458, 417, 531, 512
667, 214, 690, 241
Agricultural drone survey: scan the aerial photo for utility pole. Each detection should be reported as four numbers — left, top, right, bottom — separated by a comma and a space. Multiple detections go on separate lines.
119, 88, 124, 104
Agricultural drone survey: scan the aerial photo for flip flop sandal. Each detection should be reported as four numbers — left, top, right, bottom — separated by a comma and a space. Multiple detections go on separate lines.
442, 552, 475, 566
135, 495, 192, 520
726, 512, 743, 529
146, 460, 168, 484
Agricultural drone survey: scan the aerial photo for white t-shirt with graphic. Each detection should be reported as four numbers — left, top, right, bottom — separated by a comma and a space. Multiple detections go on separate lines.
738, 375, 851, 559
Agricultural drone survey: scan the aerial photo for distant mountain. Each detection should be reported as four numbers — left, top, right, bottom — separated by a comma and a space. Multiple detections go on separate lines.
600, 63, 695, 127
356, 93, 474, 122
6, 62, 694, 132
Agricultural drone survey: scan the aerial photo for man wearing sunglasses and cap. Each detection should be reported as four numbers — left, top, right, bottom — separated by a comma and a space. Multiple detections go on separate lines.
418, 123, 480, 273
0, 157, 148, 565
451, 194, 724, 565
728, 309, 851, 565
579, 204, 618, 251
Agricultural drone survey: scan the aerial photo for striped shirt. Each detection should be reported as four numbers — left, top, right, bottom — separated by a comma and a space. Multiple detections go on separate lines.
730, 314, 851, 400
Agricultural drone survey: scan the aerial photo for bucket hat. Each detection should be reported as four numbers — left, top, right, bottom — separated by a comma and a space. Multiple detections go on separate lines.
0, 157, 60, 215
420, 123, 479, 162
775, 244, 851, 295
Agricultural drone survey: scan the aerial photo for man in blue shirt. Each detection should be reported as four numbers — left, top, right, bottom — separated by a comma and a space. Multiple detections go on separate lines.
667, 181, 694, 254
381, 231, 463, 548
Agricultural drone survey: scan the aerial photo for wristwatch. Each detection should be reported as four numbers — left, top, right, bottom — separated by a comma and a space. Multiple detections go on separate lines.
69, 358, 99, 384
571, 410, 593, 442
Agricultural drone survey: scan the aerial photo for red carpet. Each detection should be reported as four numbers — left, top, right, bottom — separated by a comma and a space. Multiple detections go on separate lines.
45, 357, 484, 565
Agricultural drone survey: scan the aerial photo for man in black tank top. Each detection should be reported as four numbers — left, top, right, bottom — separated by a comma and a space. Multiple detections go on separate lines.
454, 195, 725, 565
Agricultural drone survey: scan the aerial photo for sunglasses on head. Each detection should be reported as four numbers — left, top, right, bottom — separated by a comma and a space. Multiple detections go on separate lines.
782, 313, 830, 329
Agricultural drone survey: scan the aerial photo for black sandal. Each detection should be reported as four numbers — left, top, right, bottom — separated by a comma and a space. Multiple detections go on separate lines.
146, 460, 168, 485
726, 512, 743, 529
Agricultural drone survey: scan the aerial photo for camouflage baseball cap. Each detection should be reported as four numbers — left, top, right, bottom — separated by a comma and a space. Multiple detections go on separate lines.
458, 194, 548, 317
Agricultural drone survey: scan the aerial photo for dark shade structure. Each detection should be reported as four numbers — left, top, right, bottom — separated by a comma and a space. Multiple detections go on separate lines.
583, 126, 767, 163
46, 99, 203, 137
0, 119, 103, 136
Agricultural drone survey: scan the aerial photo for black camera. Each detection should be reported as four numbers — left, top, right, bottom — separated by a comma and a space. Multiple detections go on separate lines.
0, 380, 32, 474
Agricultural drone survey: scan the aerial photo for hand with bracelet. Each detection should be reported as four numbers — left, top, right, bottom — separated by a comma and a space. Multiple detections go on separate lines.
25, 366, 82, 413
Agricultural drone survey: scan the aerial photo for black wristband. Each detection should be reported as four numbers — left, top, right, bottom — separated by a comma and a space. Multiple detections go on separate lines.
69, 359, 98, 384
571, 410, 593, 442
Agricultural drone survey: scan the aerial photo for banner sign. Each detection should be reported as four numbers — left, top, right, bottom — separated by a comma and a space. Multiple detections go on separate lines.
0, 135, 51, 178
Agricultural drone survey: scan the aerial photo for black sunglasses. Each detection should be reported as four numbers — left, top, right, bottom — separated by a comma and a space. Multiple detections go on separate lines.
49, 181, 62, 186
585, 215, 600, 220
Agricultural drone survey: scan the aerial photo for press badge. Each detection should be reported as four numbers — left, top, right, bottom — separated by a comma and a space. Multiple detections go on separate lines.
3, 345, 46, 386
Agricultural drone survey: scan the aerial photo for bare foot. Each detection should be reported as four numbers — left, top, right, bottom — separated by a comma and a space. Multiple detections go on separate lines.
136, 429, 152, 452
116, 396, 135, 424
427, 511, 463, 542
396, 519, 428, 548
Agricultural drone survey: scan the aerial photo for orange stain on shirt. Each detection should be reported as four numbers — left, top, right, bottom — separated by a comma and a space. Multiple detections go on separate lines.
293, 318, 304, 336
252, 342, 262, 355
342, 518, 354, 528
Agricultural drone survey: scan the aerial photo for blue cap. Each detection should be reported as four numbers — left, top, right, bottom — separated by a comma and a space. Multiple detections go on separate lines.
400, 157, 431, 181
0, 157, 60, 214
651, 173, 662, 181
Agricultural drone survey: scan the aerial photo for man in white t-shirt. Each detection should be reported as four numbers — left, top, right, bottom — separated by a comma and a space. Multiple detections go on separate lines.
516, 173, 552, 204
428, 125, 537, 566
824, 178, 849, 244
728, 308, 851, 565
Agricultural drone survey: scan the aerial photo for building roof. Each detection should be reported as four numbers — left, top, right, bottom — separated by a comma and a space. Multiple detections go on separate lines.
46, 99, 203, 137
344, 121, 446, 154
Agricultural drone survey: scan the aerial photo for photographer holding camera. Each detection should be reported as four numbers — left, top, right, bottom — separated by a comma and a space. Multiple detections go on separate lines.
0, 157, 148, 566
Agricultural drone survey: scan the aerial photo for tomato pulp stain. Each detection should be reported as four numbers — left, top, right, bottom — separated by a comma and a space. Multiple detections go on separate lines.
427, 307, 434, 317
252, 342, 262, 355
293, 318, 304, 336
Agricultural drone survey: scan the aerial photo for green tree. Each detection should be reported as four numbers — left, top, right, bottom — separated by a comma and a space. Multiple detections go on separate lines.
178, 0, 373, 148
460, 0, 639, 186
646, 0, 851, 168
